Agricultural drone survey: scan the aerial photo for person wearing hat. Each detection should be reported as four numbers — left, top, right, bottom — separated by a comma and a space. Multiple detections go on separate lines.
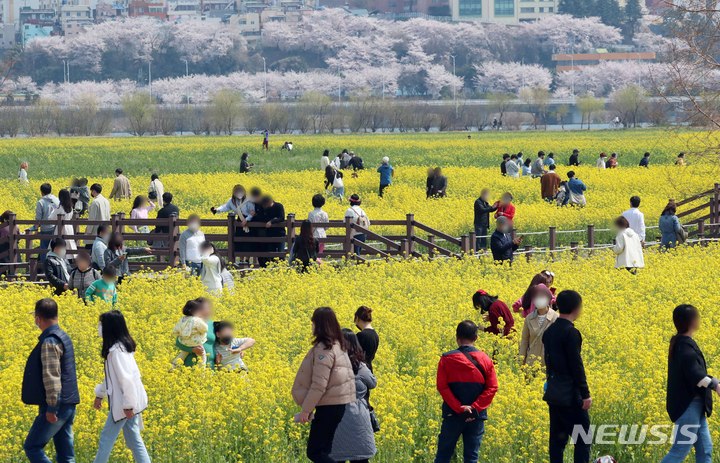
472, 290, 514, 336
377, 157, 394, 198
490, 217, 522, 263
568, 149, 580, 167
344, 194, 370, 255
518, 283, 558, 366
596, 153, 607, 169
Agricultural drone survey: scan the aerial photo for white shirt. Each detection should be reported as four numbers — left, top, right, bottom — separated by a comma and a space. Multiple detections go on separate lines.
320, 157, 330, 170
308, 208, 329, 239
179, 229, 206, 264
94, 344, 148, 422
622, 207, 646, 241
200, 254, 223, 291
596, 158, 606, 169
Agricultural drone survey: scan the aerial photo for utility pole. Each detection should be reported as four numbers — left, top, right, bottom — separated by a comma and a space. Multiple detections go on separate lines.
182, 59, 189, 104
450, 54, 457, 118
262, 57, 267, 100
148, 61, 152, 99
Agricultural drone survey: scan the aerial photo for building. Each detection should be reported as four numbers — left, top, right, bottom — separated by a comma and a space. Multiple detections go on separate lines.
95, 1, 128, 21
167, 0, 201, 21
322, 0, 449, 16
128, 0, 168, 19
19, 7, 57, 43
450, 0, 557, 22
59, 3, 93, 36
0, 22, 14, 46
551, 50, 657, 72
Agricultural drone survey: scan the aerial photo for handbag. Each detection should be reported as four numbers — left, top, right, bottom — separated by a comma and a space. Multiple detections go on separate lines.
369, 406, 380, 433
676, 227, 688, 244
543, 373, 581, 408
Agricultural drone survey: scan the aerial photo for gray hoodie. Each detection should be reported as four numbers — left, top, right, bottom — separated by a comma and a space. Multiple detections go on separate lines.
35, 195, 59, 232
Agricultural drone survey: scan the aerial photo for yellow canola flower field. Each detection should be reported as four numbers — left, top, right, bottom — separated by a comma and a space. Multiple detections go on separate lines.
1, 165, 715, 243
2, 245, 720, 462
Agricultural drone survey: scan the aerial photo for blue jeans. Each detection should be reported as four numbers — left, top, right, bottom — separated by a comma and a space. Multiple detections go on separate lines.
353, 233, 366, 256
93, 412, 150, 463
24, 404, 76, 463
661, 398, 712, 463
39, 230, 53, 264
187, 262, 202, 276
474, 226, 488, 250
434, 414, 485, 463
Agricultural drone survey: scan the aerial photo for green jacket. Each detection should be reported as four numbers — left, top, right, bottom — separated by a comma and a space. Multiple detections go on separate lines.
175, 320, 216, 369
85, 279, 117, 305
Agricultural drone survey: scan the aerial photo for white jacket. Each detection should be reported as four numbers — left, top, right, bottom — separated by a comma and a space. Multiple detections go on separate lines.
94, 344, 148, 422
613, 228, 645, 269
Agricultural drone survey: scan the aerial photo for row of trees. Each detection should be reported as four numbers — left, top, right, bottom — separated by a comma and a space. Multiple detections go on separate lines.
559, 0, 644, 39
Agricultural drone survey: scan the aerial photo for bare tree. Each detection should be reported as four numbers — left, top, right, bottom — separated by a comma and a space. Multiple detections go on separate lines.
122, 92, 156, 136
576, 95, 605, 130
207, 90, 243, 135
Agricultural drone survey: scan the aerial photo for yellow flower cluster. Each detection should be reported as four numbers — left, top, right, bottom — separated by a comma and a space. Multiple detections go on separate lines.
2, 245, 720, 462
2, 164, 715, 244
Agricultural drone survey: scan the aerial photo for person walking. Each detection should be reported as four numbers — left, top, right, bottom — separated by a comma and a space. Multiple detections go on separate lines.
566, 172, 587, 207
262, 129, 269, 150
542, 290, 592, 463
595, 153, 607, 169
19, 161, 29, 184
87, 184, 111, 239
500, 154, 510, 176
49, 189, 78, 252
92, 310, 150, 463
28, 183, 59, 263
622, 196, 646, 243
612, 216, 644, 273
329, 329, 377, 463
433, 320, 498, 463
490, 217, 521, 263
518, 284, 558, 366
22, 298, 80, 463
531, 151, 546, 177
472, 289, 514, 336
473, 189, 497, 251
179, 215, 205, 274
354, 306, 379, 374
240, 153, 253, 173
540, 165, 561, 202
377, 157, 394, 198
639, 152, 651, 168
659, 203, 685, 248
660, 304, 718, 463
147, 174, 164, 207
292, 307, 356, 463
69, 251, 101, 301
345, 194, 370, 256
308, 194, 329, 254
45, 238, 70, 296
109, 169, 132, 201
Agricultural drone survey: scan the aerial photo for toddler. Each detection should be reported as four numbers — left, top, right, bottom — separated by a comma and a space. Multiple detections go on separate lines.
172, 299, 209, 368
214, 321, 255, 371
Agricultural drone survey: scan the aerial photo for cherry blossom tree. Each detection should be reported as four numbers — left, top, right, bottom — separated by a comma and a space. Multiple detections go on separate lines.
474, 61, 552, 95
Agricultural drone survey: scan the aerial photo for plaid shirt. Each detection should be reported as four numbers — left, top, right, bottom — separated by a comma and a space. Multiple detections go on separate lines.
41, 337, 64, 413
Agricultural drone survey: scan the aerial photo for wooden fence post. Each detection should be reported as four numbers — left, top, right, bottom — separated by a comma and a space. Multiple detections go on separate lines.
286, 214, 296, 257
713, 183, 720, 237
524, 245, 533, 263
226, 213, 236, 264
7, 212, 17, 278
400, 238, 409, 258
587, 224, 595, 251
343, 216, 353, 257
111, 213, 121, 233
549, 226, 557, 250
170, 215, 179, 266
405, 214, 415, 256
570, 241, 579, 259
469, 231, 477, 254
461, 235, 470, 255
428, 235, 435, 259
698, 220, 706, 246
55, 212, 65, 240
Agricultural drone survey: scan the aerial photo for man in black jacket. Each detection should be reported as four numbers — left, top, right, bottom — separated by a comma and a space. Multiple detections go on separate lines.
568, 149, 580, 167
473, 189, 497, 250
258, 195, 286, 267
490, 217, 521, 263
542, 290, 592, 463
155, 192, 180, 234
500, 154, 510, 176
44, 238, 70, 295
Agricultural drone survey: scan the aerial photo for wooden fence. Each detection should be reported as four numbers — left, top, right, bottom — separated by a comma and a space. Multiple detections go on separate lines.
1, 183, 719, 282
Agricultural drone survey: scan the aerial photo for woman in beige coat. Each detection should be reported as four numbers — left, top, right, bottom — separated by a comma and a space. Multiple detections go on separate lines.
518, 284, 558, 366
292, 307, 356, 463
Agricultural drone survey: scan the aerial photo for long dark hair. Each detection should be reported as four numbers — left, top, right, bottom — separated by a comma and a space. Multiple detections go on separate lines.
131, 195, 147, 212
354, 306, 372, 323
108, 232, 124, 252
669, 304, 699, 361
472, 291, 498, 313
297, 220, 315, 250
325, 165, 336, 183
311, 307, 346, 351
58, 189, 73, 214
521, 273, 553, 310
200, 241, 226, 271
100, 310, 137, 359
342, 328, 365, 374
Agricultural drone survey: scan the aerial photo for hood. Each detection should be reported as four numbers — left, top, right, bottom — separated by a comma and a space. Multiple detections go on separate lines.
46, 251, 65, 262
42, 195, 59, 206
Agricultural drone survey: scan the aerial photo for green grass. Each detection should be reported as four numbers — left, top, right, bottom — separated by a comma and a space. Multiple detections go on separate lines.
0, 129, 713, 179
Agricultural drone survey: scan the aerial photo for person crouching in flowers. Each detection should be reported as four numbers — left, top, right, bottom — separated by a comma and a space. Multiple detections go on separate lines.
85, 265, 118, 305
472, 290, 514, 336
661, 305, 719, 463
93, 310, 150, 463
213, 321, 255, 371
292, 307, 356, 463
518, 284, 557, 367
172, 299, 208, 368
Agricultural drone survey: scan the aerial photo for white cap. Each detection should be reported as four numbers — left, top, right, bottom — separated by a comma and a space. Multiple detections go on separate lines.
382, 156, 390, 164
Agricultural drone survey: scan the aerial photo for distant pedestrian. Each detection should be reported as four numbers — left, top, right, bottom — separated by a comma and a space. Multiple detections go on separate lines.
19, 161, 29, 184
308, 194, 329, 254
607, 152, 618, 168
22, 298, 80, 463
148, 173, 164, 207
345, 194, 370, 256
262, 129, 269, 150
505, 155, 520, 178
321, 150, 331, 171
473, 189, 497, 250
45, 238, 70, 296
612, 216, 644, 273
87, 184, 110, 239
659, 203, 685, 248
544, 153, 556, 167
433, 320, 498, 463
568, 149, 580, 167
566, 171, 587, 207
639, 152, 651, 168
429, 167, 448, 198
541, 165, 561, 202
542, 290, 592, 463
522, 158, 532, 176
179, 215, 205, 274
240, 153, 253, 173
348, 152, 364, 171
28, 183, 59, 263
661, 304, 717, 463
531, 151, 546, 177
500, 154, 510, 176
377, 157, 394, 197
596, 153, 607, 169
622, 195, 646, 243
490, 217, 521, 263
675, 152, 686, 167
109, 168, 131, 201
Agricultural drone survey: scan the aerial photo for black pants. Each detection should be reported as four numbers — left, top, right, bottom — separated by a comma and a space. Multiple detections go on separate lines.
548, 404, 591, 463
306, 404, 346, 463
379, 184, 389, 197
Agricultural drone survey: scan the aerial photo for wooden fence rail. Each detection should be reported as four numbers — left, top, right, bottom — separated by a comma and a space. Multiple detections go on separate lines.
0, 183, 718, 282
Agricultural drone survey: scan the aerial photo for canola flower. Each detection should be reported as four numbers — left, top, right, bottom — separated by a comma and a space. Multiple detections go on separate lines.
2, 245, 720, 462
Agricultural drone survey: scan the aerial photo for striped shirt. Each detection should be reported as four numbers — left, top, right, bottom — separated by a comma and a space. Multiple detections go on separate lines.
41, 337, 64, 411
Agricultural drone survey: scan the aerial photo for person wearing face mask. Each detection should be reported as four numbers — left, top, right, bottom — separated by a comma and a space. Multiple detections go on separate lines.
92, 310, 150, 463
45, 238, 70, 295
179, 215, 205, 275
490, 217, 522, 263
493, 192, 516, 222
518, 284, 558, 366
211, 184, 256, 257
91, 225, 111, 270
22, 298, 80, 463
213, 321, 256, 371
473, 189, 497, 251
69, 251, 101, 301
199, 241, 224, 292
513, 271, 556, 318
472, 290, 514, 336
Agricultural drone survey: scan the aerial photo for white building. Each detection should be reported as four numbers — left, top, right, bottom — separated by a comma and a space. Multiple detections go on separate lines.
450, 0, 557, 23
60, 3, 93, 36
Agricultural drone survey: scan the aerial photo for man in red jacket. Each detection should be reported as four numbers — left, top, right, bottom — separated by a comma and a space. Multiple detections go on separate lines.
434, 320, 499, 463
